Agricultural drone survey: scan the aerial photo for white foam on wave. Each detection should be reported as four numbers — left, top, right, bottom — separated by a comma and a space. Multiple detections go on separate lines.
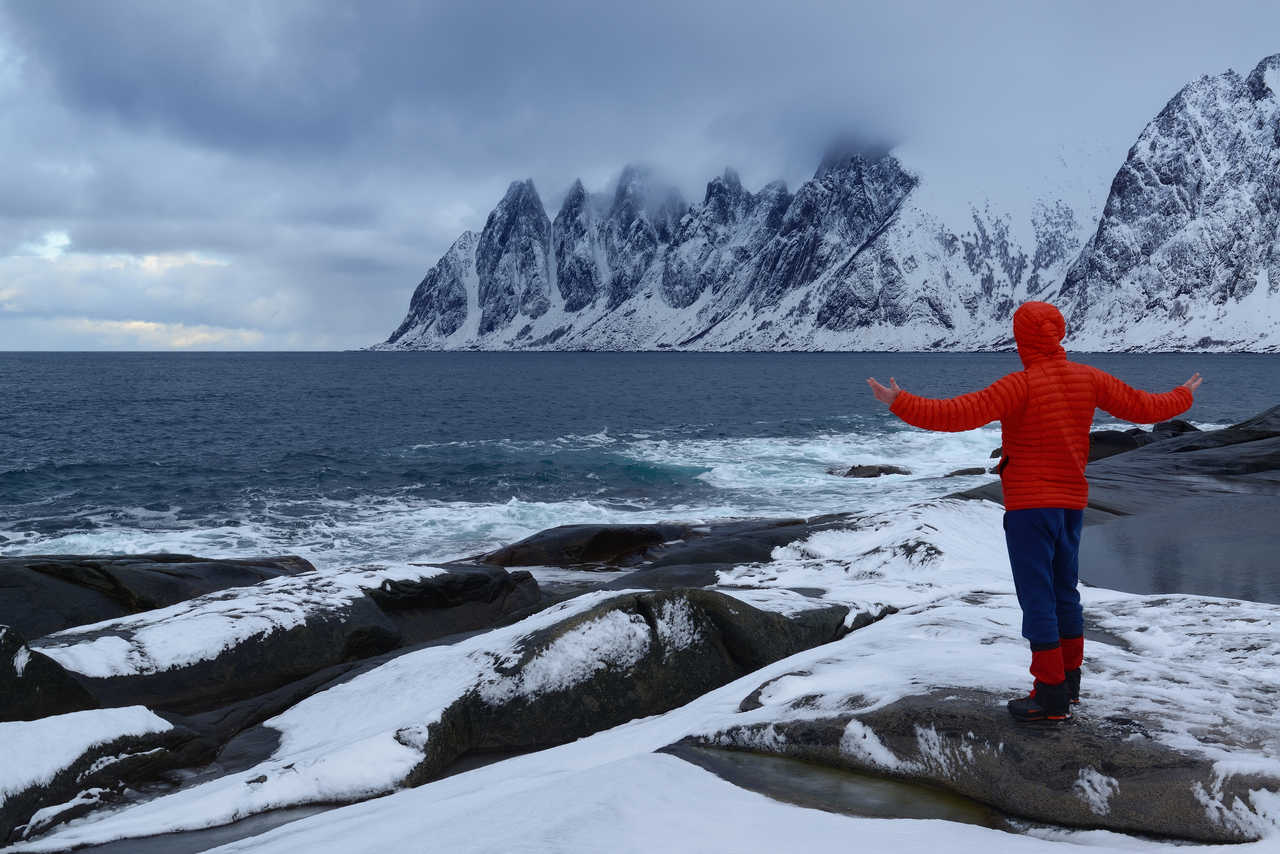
1, 496, 754, 569
622, 424, 1002, 513
6, 418, 1223, 570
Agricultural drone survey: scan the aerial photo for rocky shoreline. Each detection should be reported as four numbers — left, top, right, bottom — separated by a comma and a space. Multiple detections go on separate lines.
1, 406, 1277, 849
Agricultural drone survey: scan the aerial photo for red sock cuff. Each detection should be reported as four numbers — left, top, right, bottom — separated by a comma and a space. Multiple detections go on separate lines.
1060, 635, 1084, 671
1030, 646, 1065, 685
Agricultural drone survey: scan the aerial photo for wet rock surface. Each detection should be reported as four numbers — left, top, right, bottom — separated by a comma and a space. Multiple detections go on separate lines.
1078, 494, 1280, 602
953, 410, 1280, 602
944, 467, 988, 477
826, 463, 912, 478
0, 554, 314, 639
959, 406, 1280, 513
478, 523, 689, 567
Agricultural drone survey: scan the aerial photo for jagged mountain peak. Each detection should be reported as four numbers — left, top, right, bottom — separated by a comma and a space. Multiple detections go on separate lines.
493, 178, 545, 216
1246, 52, 1280, 100
700, 168, 750, 225
556, 179, 590, 216
607, 164, 687, 223
756, 178, 789, 200
610, 163, 651, 211
813, 134, 894, 179
379, 53, 1280, 353
1059, 51, 1280, 350
709, 167, 743, 191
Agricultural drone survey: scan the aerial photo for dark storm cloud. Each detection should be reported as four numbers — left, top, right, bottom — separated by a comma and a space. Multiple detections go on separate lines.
0, 0, 1278, 348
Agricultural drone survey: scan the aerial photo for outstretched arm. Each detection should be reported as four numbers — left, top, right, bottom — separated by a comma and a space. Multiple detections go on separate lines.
1090, 369, 1199, 424
868, 373, 1027, 432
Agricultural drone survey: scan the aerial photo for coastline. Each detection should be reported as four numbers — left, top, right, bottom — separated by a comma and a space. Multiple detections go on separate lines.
1, 406, 1278, 849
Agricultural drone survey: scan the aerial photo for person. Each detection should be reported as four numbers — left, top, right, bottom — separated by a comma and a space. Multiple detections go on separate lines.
866, 301, 1201, 722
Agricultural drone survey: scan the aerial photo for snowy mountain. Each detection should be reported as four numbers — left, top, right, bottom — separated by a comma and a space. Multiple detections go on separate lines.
378, 55, 1280, 352
1063, 54, 1280, 351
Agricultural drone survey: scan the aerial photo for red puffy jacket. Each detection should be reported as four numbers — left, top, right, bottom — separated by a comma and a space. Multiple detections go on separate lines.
889, 301, 1194, 511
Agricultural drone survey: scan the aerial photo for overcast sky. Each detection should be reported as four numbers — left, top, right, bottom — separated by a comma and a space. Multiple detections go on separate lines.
0, 1, 1276, 350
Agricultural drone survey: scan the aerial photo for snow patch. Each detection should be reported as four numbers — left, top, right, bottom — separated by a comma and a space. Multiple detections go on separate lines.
655, 597, 703, 650
477, 608, 652, 704
13, 645, 31, 676
840, 719, 907, 772
1074, 768, 1120, 815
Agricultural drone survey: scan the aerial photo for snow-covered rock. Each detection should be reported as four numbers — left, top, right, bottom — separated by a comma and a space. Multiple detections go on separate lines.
377, 54, 1280, 353
5, 589, 849, 849
0, 707, 184, 841
29, 563, 539, 713
16, 497, 1279, 851
691, 590, 1280, 843
0, 553, 314, 639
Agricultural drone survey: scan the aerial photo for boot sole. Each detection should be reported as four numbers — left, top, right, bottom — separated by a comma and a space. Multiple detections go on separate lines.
1008, 712, 1073, 723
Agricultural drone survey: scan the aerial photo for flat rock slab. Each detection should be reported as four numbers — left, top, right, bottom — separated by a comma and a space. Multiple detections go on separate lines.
0, 554, 315, 639
679, 584, 1280, 845
473, 518, 813, 570
690, 690, 1278, 843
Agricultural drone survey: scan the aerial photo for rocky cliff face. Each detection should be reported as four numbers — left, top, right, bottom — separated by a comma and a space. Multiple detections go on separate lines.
1062, 53, 1280, 351
379, 54, 1280, 352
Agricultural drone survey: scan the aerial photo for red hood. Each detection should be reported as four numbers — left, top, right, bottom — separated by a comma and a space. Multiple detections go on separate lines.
1013, 302, 1066, 368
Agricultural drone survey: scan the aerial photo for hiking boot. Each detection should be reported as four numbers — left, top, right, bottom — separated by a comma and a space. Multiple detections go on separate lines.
1007, 680, 1072, 722
1065, 668, 1081, 705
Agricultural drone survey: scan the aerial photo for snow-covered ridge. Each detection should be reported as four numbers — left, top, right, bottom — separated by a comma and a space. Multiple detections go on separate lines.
376, 54, 1280, 353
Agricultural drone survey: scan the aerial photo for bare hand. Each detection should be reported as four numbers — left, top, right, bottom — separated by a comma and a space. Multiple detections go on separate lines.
867, 376, 903, 406
1181, 373, 1203, 393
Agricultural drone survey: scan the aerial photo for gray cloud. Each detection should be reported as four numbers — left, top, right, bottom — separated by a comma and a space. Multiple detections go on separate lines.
0, 0, 1277, 348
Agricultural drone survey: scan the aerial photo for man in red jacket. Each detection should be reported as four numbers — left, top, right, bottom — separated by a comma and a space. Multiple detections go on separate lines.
867, 301, 1201, 722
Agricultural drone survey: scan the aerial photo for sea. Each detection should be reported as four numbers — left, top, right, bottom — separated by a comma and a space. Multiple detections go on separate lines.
0, 352, 1273, 570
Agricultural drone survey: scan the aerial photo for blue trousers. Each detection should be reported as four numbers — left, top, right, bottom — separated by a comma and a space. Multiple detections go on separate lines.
1003, 508, 1084, 646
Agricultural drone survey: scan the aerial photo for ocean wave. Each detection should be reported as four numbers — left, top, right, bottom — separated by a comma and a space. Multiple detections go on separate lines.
4, 415, 1233, 571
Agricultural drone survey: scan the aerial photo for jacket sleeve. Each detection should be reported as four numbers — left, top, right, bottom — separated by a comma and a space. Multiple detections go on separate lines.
889, 373, 1026, 432
1088, 367, 1193, 424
